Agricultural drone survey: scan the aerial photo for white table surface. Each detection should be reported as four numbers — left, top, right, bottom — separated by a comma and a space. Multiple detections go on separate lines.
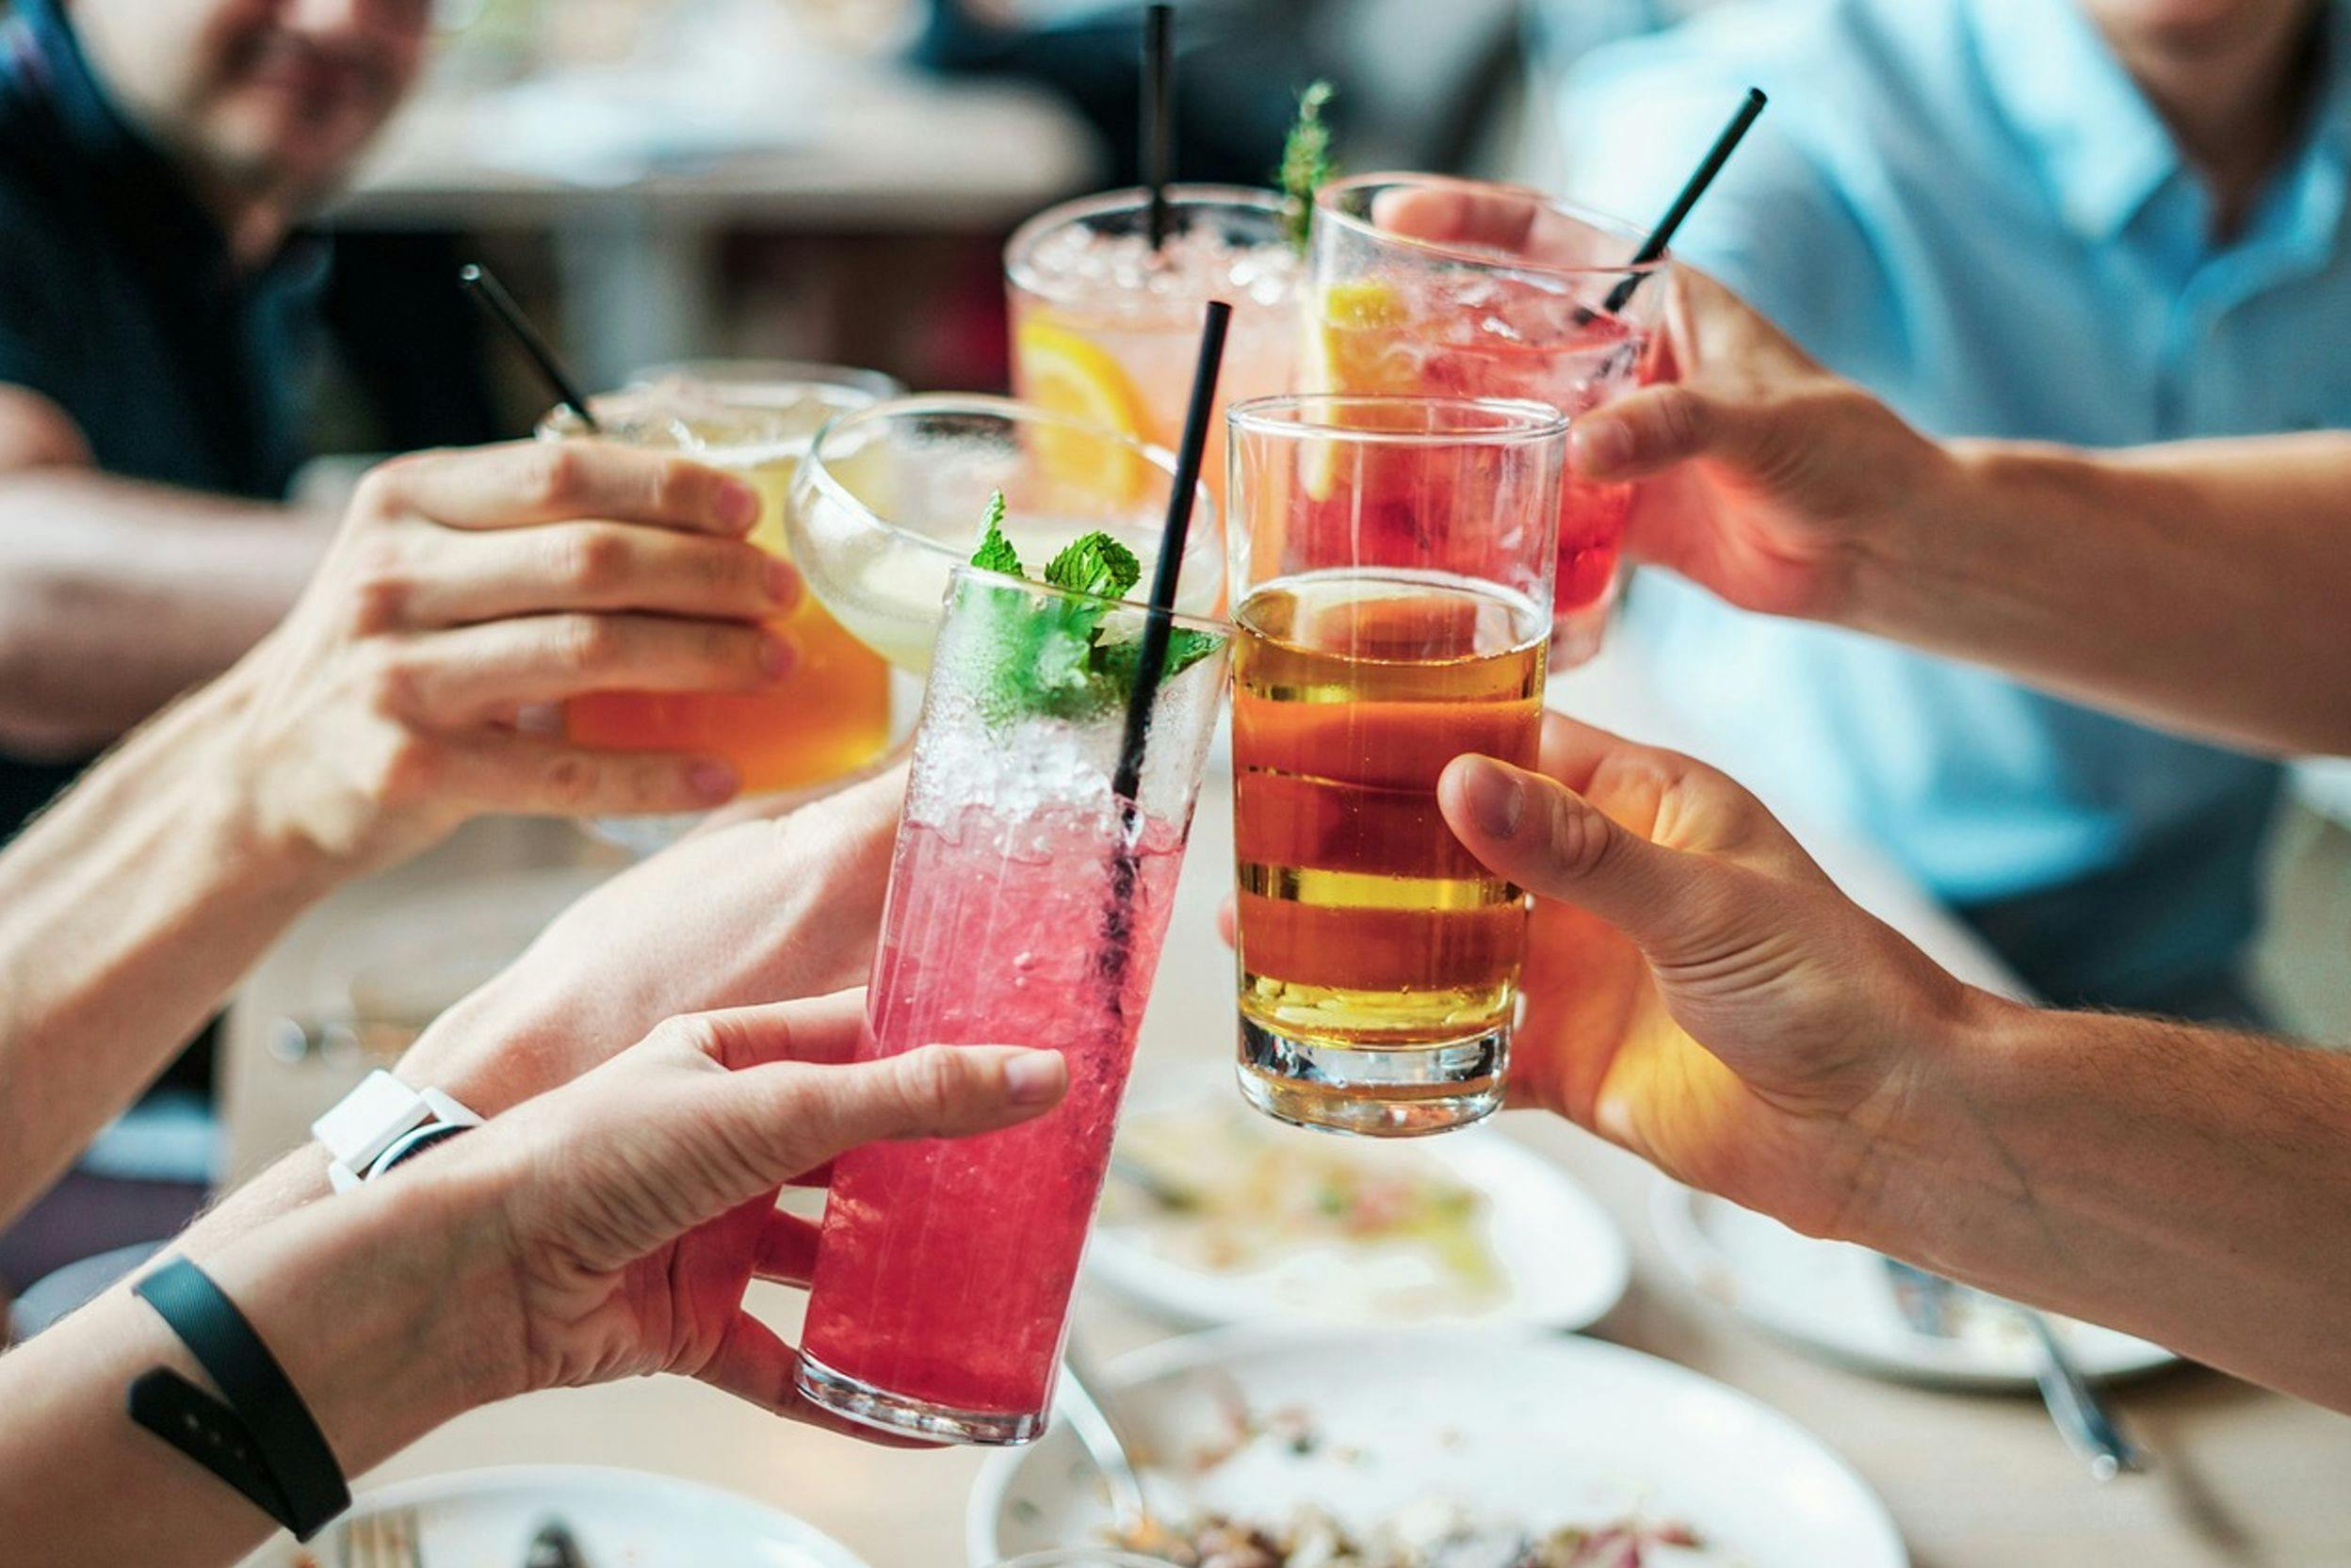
223, 688, 2351, 1568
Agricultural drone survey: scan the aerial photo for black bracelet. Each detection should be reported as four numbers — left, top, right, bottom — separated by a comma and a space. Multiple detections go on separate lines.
129, 1258, 351, 1541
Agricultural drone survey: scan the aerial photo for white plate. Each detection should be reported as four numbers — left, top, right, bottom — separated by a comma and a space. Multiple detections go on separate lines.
238, 1464, 870, 1568
1650, 1180, 2179, 1390
1089, 1112, 1629, 1334
971, 1327, 1907, 1568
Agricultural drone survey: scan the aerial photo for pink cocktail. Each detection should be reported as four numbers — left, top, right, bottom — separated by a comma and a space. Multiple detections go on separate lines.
796, 565, 1230, 1445
1305, 173, 1665, 665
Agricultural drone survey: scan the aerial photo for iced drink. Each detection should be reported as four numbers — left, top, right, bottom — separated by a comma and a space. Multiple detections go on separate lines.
1305, 173, 1662, 664
797, 564, 1229, 1443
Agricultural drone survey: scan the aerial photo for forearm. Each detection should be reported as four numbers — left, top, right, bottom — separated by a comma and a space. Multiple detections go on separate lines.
0, 673, 343, 1227
0, 470, 326, 752
0, 1172, 502, 1568
1847, 432, 2351, 755
1860, 994, 2351, 1408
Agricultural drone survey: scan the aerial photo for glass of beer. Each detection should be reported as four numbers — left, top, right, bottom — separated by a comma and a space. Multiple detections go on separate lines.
1225, 394, 1566, 1137
539, 368, 900, 852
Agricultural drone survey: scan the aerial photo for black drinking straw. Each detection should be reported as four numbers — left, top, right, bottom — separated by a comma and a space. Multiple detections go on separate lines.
1142, 4, 1176, 250
458, 263, 601, 432
1111, 297, 1229, 811
1098, 299, 1230, 984
1599, 87, 1767, 316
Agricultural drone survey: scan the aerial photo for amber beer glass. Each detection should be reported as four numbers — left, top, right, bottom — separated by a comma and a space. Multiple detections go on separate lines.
1226, 395, 1565, 1137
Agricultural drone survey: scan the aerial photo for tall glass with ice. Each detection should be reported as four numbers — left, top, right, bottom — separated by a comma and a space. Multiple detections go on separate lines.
1007, 186, 1302, 531
1305, 173, 1665, 664
796, 565, 1230, 1445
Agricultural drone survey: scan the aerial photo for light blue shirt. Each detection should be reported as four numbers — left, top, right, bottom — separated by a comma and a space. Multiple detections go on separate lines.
1556, 0, 2351, 1007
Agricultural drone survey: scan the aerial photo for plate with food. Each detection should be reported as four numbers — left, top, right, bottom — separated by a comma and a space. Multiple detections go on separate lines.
242, 1464, 870, 1568
1650, 1180, 2179, 1389
970, 1327, 1907, 1568
1089, 1103, 1629, 1333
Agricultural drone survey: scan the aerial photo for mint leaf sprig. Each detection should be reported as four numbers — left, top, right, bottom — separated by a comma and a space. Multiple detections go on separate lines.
1279, 79, 1338, 254
965, 490, 1221, 721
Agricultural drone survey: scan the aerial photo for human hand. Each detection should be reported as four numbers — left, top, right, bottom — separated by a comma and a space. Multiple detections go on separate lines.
413, 992, 1065, 1429
397, 765, 905, 1117
1372, 184, 1954, 623
1568, 267, 1959, 621
1437, 714, 1983, 1239
223, 441, 799, 872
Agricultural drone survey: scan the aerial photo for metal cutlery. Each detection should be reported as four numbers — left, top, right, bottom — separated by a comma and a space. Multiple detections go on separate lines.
1881, 1255, 2148, 1479
525, 1519, 586, 1568
337, 1504, 425, 1568
1057, 1335, 1154, 1540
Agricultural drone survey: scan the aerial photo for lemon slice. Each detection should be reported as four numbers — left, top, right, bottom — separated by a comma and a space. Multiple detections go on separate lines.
1013, 317, 1154, 506
1297, 280, 1418, 499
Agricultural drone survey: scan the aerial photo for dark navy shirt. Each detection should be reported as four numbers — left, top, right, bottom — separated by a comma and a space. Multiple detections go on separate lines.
0, 0, 328, 839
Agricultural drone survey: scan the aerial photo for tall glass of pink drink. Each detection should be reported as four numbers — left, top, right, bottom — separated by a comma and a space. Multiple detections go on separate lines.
1304, 173, 1667, 666
796, 564, 1230, 1446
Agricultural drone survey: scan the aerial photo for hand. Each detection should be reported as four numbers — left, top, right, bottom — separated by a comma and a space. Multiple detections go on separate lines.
1371, 185, 1954, 623
223, 441, 800, 872
1569, 268, 1958, 622
1436, 714, 1982, 1239
413, 993, 1066, 1430
397, 764, 904, 1116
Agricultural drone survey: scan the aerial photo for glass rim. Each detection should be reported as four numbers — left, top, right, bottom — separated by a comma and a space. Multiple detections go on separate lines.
536, 369, 899, 452
1006, 182, 1291, 298
1227, 393, 1571, 447
797, 392, 1217, 572
627, 358, 908, 401
1314, 170, 1665, 282
949, 560, 1231, 640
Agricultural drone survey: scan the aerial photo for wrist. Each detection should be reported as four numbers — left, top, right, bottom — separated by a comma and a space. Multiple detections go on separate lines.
395, 982, 573, 1120
197, 1156, 521, 1472
1834, 981, 2037, 1267
1836, 433, 1996, 637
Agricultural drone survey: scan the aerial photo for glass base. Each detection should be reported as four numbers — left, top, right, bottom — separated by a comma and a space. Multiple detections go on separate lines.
1236, 1016, 1505, 1137
1549, 601, 1613, 669
794, 1350, 1047, 1447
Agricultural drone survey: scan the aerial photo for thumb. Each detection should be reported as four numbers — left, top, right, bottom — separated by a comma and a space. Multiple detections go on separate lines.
729, 1044, 1069, 1180
1570, 383, 1771, 483
1439, 753, 1739, 953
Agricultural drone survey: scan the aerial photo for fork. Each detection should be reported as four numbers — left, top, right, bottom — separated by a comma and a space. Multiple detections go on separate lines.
1881, 1256, 2148, 1479
336, 1504, 424, 1568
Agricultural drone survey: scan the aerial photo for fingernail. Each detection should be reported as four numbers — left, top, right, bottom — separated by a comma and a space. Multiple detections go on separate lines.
760, 633, 798, 679
689, 760, 738, 801
1460, 756, 1525, 840
765, 557, 803, 608
1573, 418, 1635, 477
1004, 1051, 1067, 1106
719, 479, 762, 530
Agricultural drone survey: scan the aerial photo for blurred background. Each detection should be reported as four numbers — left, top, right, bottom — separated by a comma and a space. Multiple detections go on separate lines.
296, 0, 2351, 1043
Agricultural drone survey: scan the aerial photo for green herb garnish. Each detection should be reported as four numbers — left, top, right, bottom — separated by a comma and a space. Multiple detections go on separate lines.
1043, 532, 1141, 600
971, 488, 1024, 576
1279, 79, 1338, 253
965, 493, 1222, 722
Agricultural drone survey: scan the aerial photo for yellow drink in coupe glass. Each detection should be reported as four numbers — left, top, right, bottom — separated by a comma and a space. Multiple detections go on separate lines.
1007, 186, 1301, 539
540, 377, 893, 825
786, 396, 1223, 674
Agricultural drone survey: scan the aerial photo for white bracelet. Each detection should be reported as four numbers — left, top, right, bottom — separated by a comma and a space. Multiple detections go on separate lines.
311, 1069, 483, 1193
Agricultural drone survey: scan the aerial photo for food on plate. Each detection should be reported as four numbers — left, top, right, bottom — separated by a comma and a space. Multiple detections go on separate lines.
1102, 1106, 1507, 1317
1114, 1498, 1707, 1568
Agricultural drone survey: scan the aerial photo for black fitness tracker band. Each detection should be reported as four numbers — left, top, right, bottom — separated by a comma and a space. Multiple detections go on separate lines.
128, 1258, 351, 1540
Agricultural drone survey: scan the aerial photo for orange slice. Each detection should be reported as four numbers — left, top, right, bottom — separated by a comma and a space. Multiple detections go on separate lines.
1013, 316, 1153, 506
1297, 280, 1416, 499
